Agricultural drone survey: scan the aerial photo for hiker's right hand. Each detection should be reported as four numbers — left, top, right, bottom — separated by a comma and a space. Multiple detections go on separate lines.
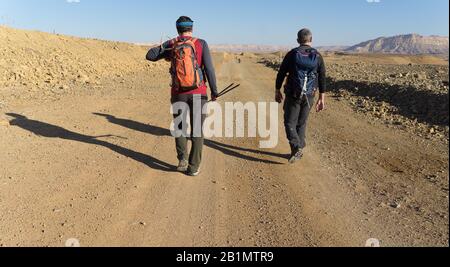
211, 94, 218, 102
275, 90, 283, 103
161, 40, 172, 50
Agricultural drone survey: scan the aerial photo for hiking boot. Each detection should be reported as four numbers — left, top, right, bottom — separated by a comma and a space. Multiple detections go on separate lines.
187, 168, 201, 177
177, 160, 189, 172
288, 149, 303, 164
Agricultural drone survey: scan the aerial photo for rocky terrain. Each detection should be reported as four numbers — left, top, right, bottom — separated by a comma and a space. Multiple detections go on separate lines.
345, 34, 449, 55
260, 53, 449, 142
328, 62, 449, 139
0, 26, 168, 101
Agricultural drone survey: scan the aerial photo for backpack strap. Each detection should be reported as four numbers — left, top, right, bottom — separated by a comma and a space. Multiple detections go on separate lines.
173, 37, 181, 45
308, 47, 318, 53
297, 47, 317, 55
184, 37, 198, 53
190, 38, 198, 48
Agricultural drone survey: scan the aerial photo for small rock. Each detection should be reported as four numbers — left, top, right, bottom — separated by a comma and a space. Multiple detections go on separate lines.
77, 74, 90, 83
413, 73, 427, 80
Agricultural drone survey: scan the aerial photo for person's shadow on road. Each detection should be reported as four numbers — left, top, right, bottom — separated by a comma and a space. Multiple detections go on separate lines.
6, 113, 176, 172
93, 113, 288, 164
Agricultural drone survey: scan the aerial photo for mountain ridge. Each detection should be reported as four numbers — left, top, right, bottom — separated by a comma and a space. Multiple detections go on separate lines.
345, 34, 449, 55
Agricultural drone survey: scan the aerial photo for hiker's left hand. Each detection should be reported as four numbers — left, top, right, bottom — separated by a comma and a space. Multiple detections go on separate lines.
211, 95, 218, 102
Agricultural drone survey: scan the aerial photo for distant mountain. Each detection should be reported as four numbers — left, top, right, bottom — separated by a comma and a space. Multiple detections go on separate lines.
211, 44, 353, 53
210, 44, 291, 53
316, 46, 350, 52
139, 34, 449, 55
345, 34, 449, 55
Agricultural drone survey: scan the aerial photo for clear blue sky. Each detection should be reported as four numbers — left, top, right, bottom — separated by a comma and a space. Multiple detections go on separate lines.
0, 0, 448, 46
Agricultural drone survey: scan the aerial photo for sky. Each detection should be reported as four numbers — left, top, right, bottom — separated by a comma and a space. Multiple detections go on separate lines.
0, 0, 448, 46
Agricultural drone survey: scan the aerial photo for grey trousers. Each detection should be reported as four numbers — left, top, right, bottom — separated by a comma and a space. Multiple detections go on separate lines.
283, 94, 315, 152
171, 94, 207, 171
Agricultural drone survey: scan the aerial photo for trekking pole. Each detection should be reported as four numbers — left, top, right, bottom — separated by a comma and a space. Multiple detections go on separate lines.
164, 35, 174, 51
217, 84, 241, 98
208, 83, 240, 102
220, 83, 235, 94
159, 34, 175, 52
208, 84, 234, 103
159, 33, 165, 50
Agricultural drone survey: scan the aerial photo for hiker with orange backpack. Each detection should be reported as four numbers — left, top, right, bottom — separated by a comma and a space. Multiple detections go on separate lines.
146, 16, 219, 176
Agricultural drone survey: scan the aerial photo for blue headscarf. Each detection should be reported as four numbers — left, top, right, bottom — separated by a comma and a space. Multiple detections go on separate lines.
176, 21, 194, 27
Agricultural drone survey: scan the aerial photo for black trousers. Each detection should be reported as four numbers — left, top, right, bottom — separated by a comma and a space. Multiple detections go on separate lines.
171, 94, 207, 171
283, 94, 315, 152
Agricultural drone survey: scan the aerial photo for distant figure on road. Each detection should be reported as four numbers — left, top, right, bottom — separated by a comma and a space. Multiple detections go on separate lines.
275, 28, 327, 164
146, 16, 219, 176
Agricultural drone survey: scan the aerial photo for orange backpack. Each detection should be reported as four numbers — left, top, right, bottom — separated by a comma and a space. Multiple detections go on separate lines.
170, 37, 203, 92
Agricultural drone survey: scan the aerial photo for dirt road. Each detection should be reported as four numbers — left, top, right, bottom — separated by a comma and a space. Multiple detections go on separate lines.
0, 54, 448, 247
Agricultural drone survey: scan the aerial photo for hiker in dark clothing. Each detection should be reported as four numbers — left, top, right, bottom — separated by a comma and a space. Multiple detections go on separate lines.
146, 16, 219, 176
275, 28, 326, 164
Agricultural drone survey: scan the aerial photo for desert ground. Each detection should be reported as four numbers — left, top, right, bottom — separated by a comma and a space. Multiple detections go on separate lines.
0, 26, 448, 247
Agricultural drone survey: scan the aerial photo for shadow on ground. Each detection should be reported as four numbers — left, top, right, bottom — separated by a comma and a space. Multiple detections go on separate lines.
93, 113, 287, 164
6, 113, 176, 172
5, 112, 287, 173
